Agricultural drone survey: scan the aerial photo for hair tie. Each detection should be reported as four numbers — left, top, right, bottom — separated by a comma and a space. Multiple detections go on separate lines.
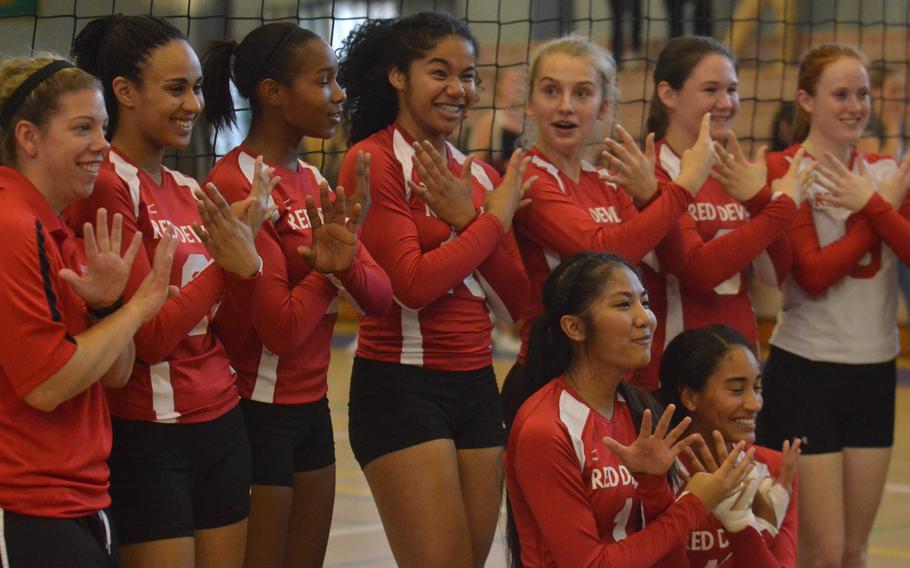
0, 60, 75, 130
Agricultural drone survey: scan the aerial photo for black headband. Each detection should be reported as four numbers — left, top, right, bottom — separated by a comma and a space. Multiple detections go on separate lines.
0, 60, 75, 130
254, 27, 298, 86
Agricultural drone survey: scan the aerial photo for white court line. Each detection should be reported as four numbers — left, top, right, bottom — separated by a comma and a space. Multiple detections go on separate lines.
885, 483, 910, 494
329, 523, 385, 537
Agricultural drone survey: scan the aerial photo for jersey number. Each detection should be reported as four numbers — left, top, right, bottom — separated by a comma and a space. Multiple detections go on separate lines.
612, 497, 633, 541
849, 241, 882, 279
181, 253, 211, 336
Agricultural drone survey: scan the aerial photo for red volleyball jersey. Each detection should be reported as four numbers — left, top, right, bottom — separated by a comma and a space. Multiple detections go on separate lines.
768, 145, 904, 363
65, 148, 256, 423
633, 141, 797, 390
683, 445, 798, 568
206, 146, 392, 404
506, 377, 705, 567
338, 124, 528, 371
0, 167, 111, 517
512, 147, 694, 363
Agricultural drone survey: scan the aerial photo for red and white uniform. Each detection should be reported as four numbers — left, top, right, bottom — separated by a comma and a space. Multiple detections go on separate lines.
65, 147, 257, 423
683, 446, 798, 568
206, 146, 392, 404
0, 168, 111, 517
506, 377, 706, 567
512, 147, 694, 363
768, 145, 904, 363
634, 141, 797, 390
338, 124, 528, 371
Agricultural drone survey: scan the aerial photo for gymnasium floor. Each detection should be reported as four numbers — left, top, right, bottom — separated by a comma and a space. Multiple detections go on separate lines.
319, 342, 910, 567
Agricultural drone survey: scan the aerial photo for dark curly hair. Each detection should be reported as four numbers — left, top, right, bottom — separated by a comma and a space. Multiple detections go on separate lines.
336, 11, 477, 144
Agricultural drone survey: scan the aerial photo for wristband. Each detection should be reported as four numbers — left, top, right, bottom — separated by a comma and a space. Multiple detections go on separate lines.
87, 297, 124, 320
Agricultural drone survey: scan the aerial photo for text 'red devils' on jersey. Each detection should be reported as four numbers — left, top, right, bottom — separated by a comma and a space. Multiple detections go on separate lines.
66, 148, 258, 423
206, 146, 392, 404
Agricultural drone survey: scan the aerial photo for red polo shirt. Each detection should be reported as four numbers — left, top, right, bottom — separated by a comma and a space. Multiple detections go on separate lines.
0, 166, 112, 518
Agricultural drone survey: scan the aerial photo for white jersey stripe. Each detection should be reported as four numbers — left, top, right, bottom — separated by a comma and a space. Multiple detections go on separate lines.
398, 302, 424, 366
663, 274, 684, 351
108, 152, 142, 218
475, 270, 512, 323
237, 150, 279, 221
251, 348, 279, 403
558, 390, 591, 469
392, 130, 417, 201
150, 361, 179, 423
0, 509, 9, 568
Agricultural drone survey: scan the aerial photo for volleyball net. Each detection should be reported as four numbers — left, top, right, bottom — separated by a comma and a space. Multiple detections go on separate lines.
1, 0, 907, 181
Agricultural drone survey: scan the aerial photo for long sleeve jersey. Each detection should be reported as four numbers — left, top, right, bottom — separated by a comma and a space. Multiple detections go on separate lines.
506, 377, 706, 567
768, 144, 901, 363
65, 148, 257, 423
683, 445, 798, 567
206, 146, 392, 404
338, 124, 528, 371
633, 141, 797, 390
512, 147, 694, 364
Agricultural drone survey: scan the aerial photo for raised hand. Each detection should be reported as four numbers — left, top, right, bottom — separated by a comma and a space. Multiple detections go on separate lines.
711, 132, 767, 202
877, 153, 910, 208
768, 148, 811, 205
407, 140, 477, 230
753, 437, 801, 529
123, 228, 179, 321
601, 126, 658, 203
676, 113, 716, 196
603, 404, 700, 475
297, 180, 359, 274
483, 148, 536, 233
347, 150, 372, 224
192, 182, 261, 278
59, 208, 142, 309
683, 440, 755, 511
813, 151, 876, 212
231, 155, 280, 236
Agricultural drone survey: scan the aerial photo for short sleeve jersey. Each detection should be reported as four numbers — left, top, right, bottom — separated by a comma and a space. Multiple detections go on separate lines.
0, 167, 111, 517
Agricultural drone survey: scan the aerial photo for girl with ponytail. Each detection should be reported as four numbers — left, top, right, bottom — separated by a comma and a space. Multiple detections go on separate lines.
505, 252, 754, 567
0, 53, 176, 568
660, 325, 801, 566
336, 12, 531, 567
501, 34, 716, 428
633, 36, 801, 392
761, 43, 910, 566
201, 22, 392, 568
67, 14, 273, 568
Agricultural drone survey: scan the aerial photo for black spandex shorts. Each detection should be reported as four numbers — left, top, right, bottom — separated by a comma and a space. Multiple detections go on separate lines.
348, 357, 505, 468
0, 509, 119, 568
241, 396, 335, 487
107, 405, 251, 545
758, 345, 896, 454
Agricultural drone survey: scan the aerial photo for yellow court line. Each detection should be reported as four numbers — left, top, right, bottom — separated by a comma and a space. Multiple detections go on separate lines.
336, 469, 365, 480
869, 547, 910, 560
335, 484, 373, 497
